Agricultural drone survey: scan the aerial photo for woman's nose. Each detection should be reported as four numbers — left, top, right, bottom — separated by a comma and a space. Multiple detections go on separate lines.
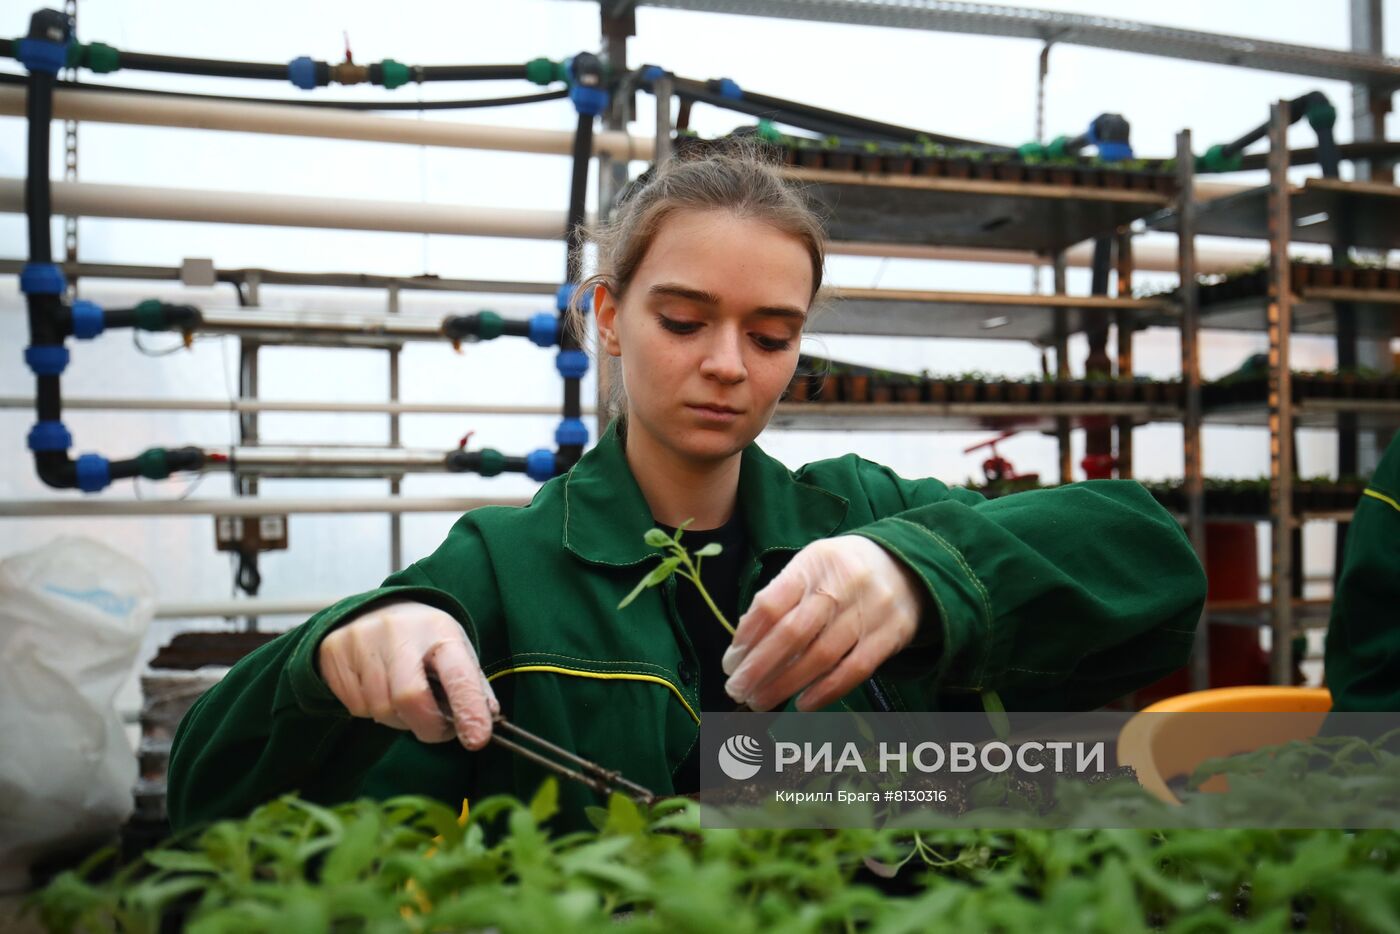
699, 328, 746, 383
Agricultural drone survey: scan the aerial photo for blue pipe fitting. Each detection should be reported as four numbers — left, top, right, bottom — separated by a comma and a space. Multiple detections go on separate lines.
557, 282, 592, 314
27, 420, 72, 453
1095, 141, 1133, 163
24, 345, 69, 376
525, 448, 556, 482
75, 453, 111, 493
528, 312, 560, 348
569, 83, 609, 116
555, 417, 588, 448
70, 299, 105, 339
288, 56, 317, 90
16, 37, 70, 75
21, 263, 67, 295
714, 77, 742, 100
640, 65, 667, 85
556, 349, 589, 380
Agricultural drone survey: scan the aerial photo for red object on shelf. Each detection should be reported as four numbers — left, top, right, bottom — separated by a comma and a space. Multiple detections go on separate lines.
1126, 522, 1273, 708
965, 431, 1038, 484
1081, 452, 1116, 480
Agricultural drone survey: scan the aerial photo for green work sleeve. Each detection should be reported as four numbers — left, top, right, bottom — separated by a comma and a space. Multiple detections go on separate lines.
166, 563, 476, 832
1324, 434, 1400, 713
848, 470, 1206, 710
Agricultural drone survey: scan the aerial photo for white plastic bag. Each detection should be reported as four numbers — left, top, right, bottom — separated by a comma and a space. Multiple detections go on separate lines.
0, 536, 154, 892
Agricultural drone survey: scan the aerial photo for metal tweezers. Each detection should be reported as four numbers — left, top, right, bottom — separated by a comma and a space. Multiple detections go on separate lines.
427, 671, 658, 807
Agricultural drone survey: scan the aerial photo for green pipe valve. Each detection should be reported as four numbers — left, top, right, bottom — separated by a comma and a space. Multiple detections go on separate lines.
525, 57, 566, 87
1196, 143, 1243, 174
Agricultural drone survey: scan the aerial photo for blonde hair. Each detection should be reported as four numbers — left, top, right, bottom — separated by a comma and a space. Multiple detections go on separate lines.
566, 142, 826, 425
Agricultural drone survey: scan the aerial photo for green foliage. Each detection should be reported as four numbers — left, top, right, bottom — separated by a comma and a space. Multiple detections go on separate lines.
620, 520, 735, 636
27, 757, 1400, 934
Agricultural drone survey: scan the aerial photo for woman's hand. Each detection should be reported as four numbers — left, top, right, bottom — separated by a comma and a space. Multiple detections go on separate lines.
721, 536, 926, 712
317, 600, 498, 750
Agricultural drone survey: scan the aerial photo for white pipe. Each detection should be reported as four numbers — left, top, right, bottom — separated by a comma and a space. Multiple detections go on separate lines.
0, 176, 578, 240
0, 175, 1268, 273
0, 86, 653, 161
826, 239, 1270, 275
0, 496, 526, 518
0, 396, 594, 416
154, 597, 338, 619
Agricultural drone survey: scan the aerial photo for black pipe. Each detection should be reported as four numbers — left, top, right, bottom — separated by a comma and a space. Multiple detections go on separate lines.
0, 73, 571, 111
668, 76, 1003, 150
417, 64, 530, 82
116, 50, 290, 81
445, 450, 530, 474
25, 70, 54, 266
565, 112, 592, 289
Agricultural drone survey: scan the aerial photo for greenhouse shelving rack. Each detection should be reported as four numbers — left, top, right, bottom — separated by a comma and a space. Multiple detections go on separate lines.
1149, 101, 1400, 685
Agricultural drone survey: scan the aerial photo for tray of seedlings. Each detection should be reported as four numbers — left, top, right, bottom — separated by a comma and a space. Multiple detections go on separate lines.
1192, 259, 1400, 306
673, 129, 1179, 195
1204, 366, 1400, 408
1141, 476, 1369, 517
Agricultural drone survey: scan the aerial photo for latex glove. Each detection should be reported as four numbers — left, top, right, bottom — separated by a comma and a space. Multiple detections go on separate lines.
722, 536, 926, 712
317, 600, 499, 750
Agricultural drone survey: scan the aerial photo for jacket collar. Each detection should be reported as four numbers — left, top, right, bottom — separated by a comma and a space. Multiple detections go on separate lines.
563, 419, 849, 568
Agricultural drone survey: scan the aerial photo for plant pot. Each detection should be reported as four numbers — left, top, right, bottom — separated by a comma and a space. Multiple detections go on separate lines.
1161, 382, 1183, 406
1050, 167, 1075, 187
1007, 382, 1032, 403
787, 374, 809, 402
1138, 381, 1161, 404
914, 156, 944, 177
826, 150, 856, 172
1102, 168, 1125, 189
1357, 268, 1382, 290
885, 156, 913, 176
1024, 165, 1049, 185
1088, 381, 1112, 403
1112, 380, 1137, 403
994, 162, 1025, 183
971, 162, 997, 180
1337, 267, 1358, 289
895, 382, 921, 403
946, 158, 971, 179
1290, 263, 1310, 295
797, 148, 823, 168
1383, 269, 1400, 290
926, 380, 950, 403
858, 153, 883, 174
1311, 265, 1337, 287
954, 381, 979, 403
843, 374, 870, 402
1059, 381, 1087, 403
982, 381, 1005, 403
809, 372, 832, 401
1033, 381, 1057, 403
871, 381, 894, 404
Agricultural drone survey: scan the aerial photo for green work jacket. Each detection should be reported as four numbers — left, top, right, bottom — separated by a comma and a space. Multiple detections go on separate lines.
1325, 432, 1400, 712
168, 420, 1206, 832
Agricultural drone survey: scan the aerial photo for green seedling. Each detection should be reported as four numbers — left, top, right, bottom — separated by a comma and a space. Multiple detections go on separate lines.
619, 519, 734, 636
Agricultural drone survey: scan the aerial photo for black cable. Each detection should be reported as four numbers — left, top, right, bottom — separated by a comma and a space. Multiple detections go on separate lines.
0, 72, 569, 110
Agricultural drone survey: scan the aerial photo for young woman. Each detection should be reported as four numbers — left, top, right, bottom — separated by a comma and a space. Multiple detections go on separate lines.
168, 150, 1206, 831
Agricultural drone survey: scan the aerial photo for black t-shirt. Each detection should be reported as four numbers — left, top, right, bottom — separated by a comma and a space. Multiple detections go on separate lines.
655, 510, 747, 793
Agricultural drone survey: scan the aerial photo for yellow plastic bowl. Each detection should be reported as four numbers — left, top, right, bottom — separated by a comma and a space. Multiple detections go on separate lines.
1116, 686, 1333, 804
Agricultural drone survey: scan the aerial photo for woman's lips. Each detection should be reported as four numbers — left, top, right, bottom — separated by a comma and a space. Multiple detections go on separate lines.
686, 403, 741, 423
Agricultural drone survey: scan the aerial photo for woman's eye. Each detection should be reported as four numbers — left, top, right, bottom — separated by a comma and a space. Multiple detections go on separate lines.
753, 334, 792, 352
657, 316, 700, 335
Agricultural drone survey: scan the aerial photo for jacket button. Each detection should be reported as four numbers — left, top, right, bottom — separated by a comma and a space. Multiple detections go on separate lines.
677, 660, 695, 686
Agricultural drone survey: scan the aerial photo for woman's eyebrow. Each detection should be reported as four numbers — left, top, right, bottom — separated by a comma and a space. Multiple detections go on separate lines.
648, 283, 806, 321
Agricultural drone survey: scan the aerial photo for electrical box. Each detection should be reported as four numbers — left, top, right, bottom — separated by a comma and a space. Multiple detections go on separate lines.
214, 514, 289, 553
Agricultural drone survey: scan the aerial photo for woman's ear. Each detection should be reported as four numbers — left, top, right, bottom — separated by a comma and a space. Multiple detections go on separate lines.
593, 283, 622, 358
